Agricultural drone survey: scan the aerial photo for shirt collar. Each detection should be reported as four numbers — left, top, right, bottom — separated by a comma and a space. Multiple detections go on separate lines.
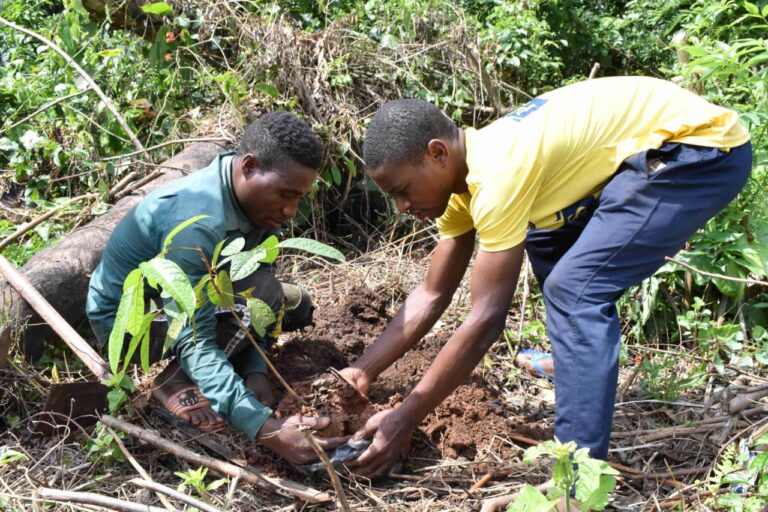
219, 152, 254, 235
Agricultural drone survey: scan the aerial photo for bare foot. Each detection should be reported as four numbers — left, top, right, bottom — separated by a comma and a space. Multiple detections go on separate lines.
152, 359, 225, 432
245, 372, 276, 407
515, 349, 555, 380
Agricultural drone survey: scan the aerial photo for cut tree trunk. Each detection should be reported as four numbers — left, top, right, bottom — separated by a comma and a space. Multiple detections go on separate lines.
0, 142, 224, 367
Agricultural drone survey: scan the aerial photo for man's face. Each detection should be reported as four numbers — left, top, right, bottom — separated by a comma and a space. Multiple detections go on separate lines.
371, 154, 455, 222
235, 156, 316, 229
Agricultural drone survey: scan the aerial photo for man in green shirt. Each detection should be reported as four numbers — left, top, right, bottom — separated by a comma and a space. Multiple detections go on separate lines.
87, 112, 347, 463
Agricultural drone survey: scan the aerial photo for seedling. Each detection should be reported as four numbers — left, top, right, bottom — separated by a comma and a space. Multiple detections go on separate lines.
509, 439, 619, 512
104, 215, 345, 409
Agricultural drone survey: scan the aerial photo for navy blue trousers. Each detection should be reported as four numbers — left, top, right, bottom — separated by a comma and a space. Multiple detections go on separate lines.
524, 141, 752, 459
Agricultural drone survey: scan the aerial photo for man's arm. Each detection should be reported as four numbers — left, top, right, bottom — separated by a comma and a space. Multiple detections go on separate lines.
342, 231, 475, 392
349, 243, 525, 477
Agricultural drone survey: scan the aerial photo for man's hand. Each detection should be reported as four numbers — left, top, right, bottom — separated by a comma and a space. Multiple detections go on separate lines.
338, 366, 372, 396
257, 415, 348, 464
347, 407, 415, 477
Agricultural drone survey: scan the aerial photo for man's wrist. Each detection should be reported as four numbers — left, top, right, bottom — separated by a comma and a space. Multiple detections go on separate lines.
256, 416, 278, 442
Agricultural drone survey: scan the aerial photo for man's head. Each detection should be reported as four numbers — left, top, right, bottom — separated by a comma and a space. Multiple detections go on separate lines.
233, 112, 322, 228
363, 99, 466, 220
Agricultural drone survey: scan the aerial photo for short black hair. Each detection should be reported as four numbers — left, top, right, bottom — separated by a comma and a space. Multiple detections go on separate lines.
363, 99, 457, 170
237, 111, 323, 170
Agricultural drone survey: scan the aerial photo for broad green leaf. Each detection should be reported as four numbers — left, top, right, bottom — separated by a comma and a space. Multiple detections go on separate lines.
107, 388, 128, 413
123, 268, 143, 291
207, 271, 234, 308
255, 82, 280, 97
277, 238, 345, 261
578, 475, 616, 511
140, 320, 152, 372
126, 277, 145, 336
140, 2, 174, 16
139, 258, 196, 316
330, 163, 342, 186
247, 298, 276, 337
194, 275, 211, 308
221, 237, 245, 257
123, 312, 155, 373
230, 247, 267, 281
109, 287, 135, 374
260, 235, 280, 264
508, 484, 557, 512
211, 240, 226, 267
163, 215, 209, 249
163, 310, 188, 355
216, 271, 234, 307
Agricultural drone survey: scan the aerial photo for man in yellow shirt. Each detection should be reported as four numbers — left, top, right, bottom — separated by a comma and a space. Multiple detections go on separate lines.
340, 76, 752, 476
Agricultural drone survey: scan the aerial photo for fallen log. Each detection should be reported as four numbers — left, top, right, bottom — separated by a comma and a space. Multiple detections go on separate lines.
0, 142, 224, 366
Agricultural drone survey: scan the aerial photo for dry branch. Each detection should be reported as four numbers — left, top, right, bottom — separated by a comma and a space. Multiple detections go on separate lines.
298, 425, 351, 512
129, 479, 222, 512
100, 415, 332, 504
37, 487, 166, 512
104, 425, 176, 512
0, 89, 90, 135
0, 194, 97, 252
0, 16, 148, 158
666, 256, 768, 287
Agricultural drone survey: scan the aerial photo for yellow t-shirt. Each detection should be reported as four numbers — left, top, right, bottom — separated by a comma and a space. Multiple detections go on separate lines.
436, 76, 751, 252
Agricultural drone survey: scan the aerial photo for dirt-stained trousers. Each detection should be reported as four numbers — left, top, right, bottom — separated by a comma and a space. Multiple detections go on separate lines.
524, 141, 753, 459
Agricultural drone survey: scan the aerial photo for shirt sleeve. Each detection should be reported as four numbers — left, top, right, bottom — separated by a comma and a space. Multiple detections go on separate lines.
164, 222, 272, 439
436, 192, 475, 240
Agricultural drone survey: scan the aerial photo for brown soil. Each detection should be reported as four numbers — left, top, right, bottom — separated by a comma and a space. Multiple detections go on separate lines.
275, 375, 382, 438
271, 284, 522, 464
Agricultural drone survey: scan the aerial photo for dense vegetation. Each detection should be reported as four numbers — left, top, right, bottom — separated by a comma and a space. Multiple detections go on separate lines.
2, 0, 768, 508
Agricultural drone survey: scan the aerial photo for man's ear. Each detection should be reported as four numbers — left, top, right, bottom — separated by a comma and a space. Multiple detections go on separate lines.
426, 139, 449, 165
240, 153, 260, 177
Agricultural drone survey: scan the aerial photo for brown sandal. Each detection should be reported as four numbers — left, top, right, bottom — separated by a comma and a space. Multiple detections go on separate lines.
163, 384, 226, 432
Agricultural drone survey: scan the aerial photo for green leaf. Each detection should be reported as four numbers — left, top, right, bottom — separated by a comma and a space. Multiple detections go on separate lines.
122, 312, 155, 373
260, 235, 280, 264
255, 82, 280, 97
140, 2, 174, 16
508, 484, 558, 512
107, 388, 128, 413
109, 288, 135, 374
208, 478, 229, 491
139, 258, 196, 316
277, 238, 345, 261
194, 275, 211, 308
211, 240, 226, 267
221, 237, 245, 257
207, 271, 234, 308
163, 315, 187, 354
97, 48, 123, 58
578, 474, 616, 511
330, 163, 342, 186
230, 247, 267, 281
247, 298, 275, 337
216, 271, 234, 307
163, 215, 209, 249
0, 449, 27, 466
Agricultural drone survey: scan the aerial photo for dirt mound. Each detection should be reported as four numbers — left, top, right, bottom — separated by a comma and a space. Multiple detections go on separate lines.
271, 284, 517, 464
276, 375, 382, 438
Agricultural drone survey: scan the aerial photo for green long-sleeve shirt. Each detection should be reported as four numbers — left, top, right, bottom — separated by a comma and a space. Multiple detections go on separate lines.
87, 152, 274, 438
